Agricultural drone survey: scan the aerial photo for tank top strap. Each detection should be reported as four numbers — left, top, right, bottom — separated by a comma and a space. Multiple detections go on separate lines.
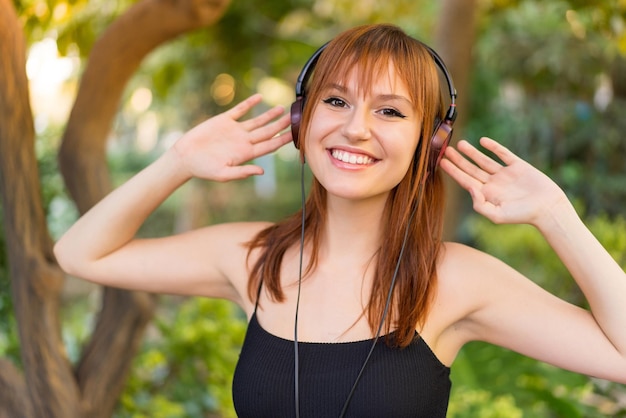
253, 278, 263, 314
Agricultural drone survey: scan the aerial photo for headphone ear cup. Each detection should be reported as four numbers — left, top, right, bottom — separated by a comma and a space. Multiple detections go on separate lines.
290, 97, 304, 149
429, 119, 453, 170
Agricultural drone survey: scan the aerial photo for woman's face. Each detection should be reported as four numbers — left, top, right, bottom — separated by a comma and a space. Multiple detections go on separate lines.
304, 64, 422, 204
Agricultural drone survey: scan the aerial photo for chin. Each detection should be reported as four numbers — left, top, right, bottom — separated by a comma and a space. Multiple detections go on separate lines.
324, 185, 391, 203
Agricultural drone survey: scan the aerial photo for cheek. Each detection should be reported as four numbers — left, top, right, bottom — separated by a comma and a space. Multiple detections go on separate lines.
389, 130, 420, 159
390, 135, 421, 176
303, 110, 336, 150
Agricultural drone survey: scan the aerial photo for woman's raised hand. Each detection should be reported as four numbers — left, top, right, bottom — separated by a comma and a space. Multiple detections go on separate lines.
440, 137, 570, 228
173, 94, 293, 182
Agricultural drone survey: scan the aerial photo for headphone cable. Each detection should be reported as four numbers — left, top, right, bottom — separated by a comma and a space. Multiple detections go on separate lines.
338, 183, 422, 417
294, 161, 307, 418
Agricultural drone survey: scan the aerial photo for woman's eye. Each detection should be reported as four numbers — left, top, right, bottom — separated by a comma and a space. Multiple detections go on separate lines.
322, 97, 347, 108
380, 108, 407, 119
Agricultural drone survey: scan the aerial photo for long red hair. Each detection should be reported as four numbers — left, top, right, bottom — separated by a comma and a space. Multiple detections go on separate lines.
247, 24, 446, 348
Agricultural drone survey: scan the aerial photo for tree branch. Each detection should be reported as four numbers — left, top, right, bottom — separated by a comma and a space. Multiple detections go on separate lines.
60, 0, 231, 214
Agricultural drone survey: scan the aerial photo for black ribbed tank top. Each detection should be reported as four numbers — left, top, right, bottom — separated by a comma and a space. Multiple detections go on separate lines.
232, 312, 451, 417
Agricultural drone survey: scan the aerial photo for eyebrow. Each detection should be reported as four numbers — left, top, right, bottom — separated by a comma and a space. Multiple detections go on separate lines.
378, 94, 413, 106
323, 83, 413, 106
324, 83, 348, 94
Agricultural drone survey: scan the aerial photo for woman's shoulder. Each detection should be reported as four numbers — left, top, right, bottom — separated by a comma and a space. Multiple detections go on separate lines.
195, 220, 274, 244
438, 241, 507, 274
439, 241, 487, 274
419, 242, 495, 363
434, 242, 480, 300
203, 220, 274, 238
194, 221, 275, 262
434, 241, 530, 340
185, 221, 275, 307
432, 242, 502, 326
437, 241, 513, 299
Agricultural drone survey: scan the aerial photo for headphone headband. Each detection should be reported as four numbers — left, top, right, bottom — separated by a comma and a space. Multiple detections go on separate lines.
294, 41, 329, 98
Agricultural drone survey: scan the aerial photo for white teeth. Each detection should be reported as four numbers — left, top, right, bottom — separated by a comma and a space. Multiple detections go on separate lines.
331, 149, 374, 165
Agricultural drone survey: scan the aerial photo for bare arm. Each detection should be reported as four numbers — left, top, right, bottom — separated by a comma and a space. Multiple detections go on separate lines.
54, 94, 292, 302
440, 137, 626, 383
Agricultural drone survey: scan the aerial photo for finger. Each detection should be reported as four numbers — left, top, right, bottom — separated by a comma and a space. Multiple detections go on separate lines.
440, 156, 500, 219
242, 105, 286, 131
479, 137, 519, 166
226, 94, 263, 120
471, 198, 502, 224
443, 145, 490, 184
439, 153, 483, 193
457, 139, 502, 175
249, 113, 292, 144
252, 130, 293, 156
214, 164, 265, 182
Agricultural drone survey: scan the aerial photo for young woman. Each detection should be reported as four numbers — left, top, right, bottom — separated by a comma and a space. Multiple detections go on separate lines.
54, 24, 626, 417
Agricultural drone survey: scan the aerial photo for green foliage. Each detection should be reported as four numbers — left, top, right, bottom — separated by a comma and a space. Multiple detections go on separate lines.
449, 213, 626, 417
37, 124, 80, 240
451, 341, 601, 417
448, 387, 523, 418
115, 297, 247, 418
60, 298, 96, 365
15, 0, 134, 55
468, 0, 626, 218
0, 205, 20, 365
478, 1, 611, 93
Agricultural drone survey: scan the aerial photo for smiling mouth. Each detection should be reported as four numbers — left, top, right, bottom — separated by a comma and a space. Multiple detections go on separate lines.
330, 149, 376, 165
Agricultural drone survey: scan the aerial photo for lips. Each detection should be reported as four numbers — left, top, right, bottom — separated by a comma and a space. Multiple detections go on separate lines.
330, 149, 376, 165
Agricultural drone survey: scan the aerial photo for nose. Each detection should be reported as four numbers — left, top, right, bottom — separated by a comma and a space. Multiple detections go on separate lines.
341, 106, 372, 142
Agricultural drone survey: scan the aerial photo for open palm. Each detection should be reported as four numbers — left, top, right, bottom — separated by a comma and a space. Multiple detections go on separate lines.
440, 137, 569, 227
173, 94, 292, 182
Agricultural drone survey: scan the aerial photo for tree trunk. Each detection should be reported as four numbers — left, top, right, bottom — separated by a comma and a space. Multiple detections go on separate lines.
0, 0, 230, 416
611, 55, 626, 100
433, 0, 478, 239
0, 1, 80, 416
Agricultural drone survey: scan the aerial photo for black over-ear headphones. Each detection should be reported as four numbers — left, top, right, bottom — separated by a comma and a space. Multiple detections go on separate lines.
290, 39, 458, 171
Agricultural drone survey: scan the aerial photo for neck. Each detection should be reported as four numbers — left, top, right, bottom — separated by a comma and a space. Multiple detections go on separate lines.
320, 194, 388, 261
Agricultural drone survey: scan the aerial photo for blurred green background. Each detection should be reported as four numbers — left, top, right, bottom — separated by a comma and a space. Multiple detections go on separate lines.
2, 0, 626, 416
